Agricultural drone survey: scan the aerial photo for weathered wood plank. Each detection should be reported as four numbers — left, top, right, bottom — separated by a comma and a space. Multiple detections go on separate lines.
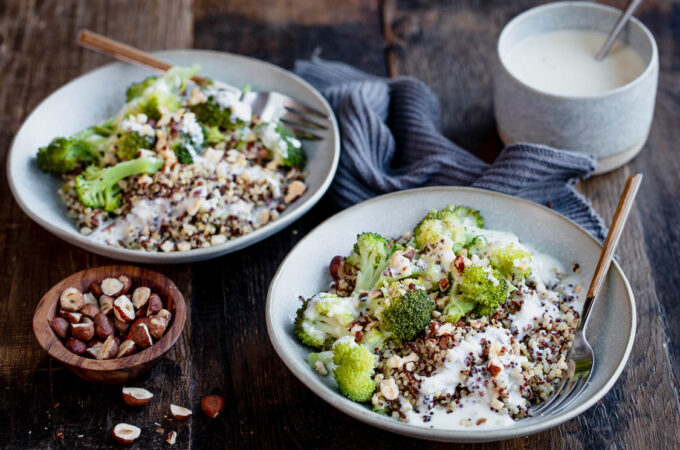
0, 1, 194, 448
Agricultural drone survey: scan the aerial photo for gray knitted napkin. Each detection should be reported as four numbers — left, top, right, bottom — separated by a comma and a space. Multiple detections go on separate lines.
294, 58, 607, 242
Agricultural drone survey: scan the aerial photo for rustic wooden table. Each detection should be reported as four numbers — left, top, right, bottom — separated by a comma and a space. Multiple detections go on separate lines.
1, 0, 678, 448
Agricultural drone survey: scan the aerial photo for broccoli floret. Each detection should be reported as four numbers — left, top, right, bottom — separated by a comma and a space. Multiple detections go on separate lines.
359, 328, 387, 351
74, 157, 163, 212
190, 99, 233, 129
293, 294, 358, 349
115, 131, 155, 161
172, 142, 194, 164
345, 233, 393, 295
308, 350, 335, 376
126, 76, 158, 102
380, 289, 433, 344
125, 65, 199, 121
204, 125, 226, 144
487, 242, 533, 281
413, 210, 467, 252
275, 124, 306, 169
450, 205, 484, 228
443, 265, 508, 322
332, 339, 377, 402
37, 126, 113, 175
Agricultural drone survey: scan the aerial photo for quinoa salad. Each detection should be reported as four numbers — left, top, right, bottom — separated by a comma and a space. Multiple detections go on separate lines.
36, 65, 307, 252
293, 205, 583, 429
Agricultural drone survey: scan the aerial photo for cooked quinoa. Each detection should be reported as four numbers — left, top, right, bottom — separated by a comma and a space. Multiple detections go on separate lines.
294, 205, 583, 429
38, 65, 308, 252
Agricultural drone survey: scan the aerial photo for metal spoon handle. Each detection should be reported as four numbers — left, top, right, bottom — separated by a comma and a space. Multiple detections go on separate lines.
578, 173, 643, 331
596, 0, 644, 61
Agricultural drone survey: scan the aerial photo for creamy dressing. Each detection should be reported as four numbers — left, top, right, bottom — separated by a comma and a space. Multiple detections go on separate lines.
505, 29, 646, 96
208, 89, 253, 123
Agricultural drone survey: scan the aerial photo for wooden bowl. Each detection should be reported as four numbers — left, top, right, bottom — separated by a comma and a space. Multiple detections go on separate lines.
33, 265, 186, 384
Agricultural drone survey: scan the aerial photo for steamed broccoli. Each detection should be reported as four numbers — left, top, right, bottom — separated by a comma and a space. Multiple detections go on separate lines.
167, 114, 206, 165
274, 124, 306, 169
345, 233, 393, 295
332, 339, 377, 402
125, 76, 158, 102
443, 265, 508, 322
294, 293, 358, 349
380, 289, 433, 343
204, 125, 226, 144
74, 157, 164, 212
125, 65, 199, 121
190, 99, 234, 129
359, 328, 387, 351
115, 131, 155, 161
485, 241, 533, 281
37, 126, 113, 175
413, 205, 482, 252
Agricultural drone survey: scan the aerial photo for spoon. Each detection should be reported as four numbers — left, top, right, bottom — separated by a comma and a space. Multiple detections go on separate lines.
596, 0, 644, 61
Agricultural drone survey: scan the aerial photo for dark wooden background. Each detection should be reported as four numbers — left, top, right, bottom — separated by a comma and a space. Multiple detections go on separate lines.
1, 0, 678, 448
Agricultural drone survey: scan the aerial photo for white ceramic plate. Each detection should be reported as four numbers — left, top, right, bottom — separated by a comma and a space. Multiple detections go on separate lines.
7, 50, 339, 263
266, 187, 636, 443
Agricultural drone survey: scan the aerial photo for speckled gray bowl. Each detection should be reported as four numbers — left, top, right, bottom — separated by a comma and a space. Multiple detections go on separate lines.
494, 2, 658, 174
266, 187, 636, 442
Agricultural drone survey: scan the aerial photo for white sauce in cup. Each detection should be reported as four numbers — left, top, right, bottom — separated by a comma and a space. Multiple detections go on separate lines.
504, 29, 646, 96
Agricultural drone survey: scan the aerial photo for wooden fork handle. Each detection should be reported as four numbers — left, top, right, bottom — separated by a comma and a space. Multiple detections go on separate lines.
77, 30, 210, 85
586, 174, 643, 299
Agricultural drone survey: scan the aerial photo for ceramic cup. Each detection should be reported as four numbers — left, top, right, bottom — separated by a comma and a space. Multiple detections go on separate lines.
494, 1, 658, 174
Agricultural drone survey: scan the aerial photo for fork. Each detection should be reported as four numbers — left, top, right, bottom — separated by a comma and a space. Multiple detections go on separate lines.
531, 173, 643, 417
77, 30, 328, 140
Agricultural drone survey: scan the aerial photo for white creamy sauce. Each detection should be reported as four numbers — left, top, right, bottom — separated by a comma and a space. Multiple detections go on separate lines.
508, 290, 561, 340
208, 89, 253, 123
257, 123, 290, 158
505, 29, 646, 96
405, 397, 515, 429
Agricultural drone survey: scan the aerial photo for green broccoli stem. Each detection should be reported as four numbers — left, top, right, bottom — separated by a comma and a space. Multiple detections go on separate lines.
75, 158, 163, 212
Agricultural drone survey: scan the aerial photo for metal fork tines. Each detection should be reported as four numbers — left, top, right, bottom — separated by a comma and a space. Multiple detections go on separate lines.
530, 329, 594, 417
529, 174, 642, 419
241, 90, 328, 141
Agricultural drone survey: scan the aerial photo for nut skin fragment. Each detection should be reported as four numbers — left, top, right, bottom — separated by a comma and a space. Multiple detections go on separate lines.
60, 287, 84, 312
127, 319, 153, 348
70, 322, 95, 341
118, 276, 132, 294
132, 287, 151, 309
157, 309, 172, 322
49, 317, 69, 339
170, 404, 192, 420
147, 316, 168, 340
89, 282, 103, 297
116, 339, 137, 358
96, 335, 118, 360
121, 387, 153, 406
99, 295, 114, 315
146, 293, 163, 316
86, 342, 103, 358
101, 278, 125, 296
329, 256, 344, 280
113, 295, 135, 323
80, 303, 100, 319
166, 430, 177, 445
93, 313, 114, 339
64, 337, 86, 355
112, 423, 141, 444
114, 318, 131, 335
60, 310, 82, 324
201, 395, 225, 419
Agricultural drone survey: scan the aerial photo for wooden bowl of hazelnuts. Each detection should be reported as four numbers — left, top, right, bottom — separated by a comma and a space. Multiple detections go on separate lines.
32, 265, 186, 384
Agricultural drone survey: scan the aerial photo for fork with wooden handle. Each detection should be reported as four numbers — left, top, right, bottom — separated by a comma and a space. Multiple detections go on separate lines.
77, 29, 328, 140
531, 173, 643, 417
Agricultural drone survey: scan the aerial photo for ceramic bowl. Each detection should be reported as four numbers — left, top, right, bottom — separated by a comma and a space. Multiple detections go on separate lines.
7, 50, 340, 263
494, 1, 658, 174
266, 187, 636, 442
33, 265, 186, 384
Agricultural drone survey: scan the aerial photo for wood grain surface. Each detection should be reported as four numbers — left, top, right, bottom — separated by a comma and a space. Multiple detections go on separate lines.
0, 0, 678, 448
